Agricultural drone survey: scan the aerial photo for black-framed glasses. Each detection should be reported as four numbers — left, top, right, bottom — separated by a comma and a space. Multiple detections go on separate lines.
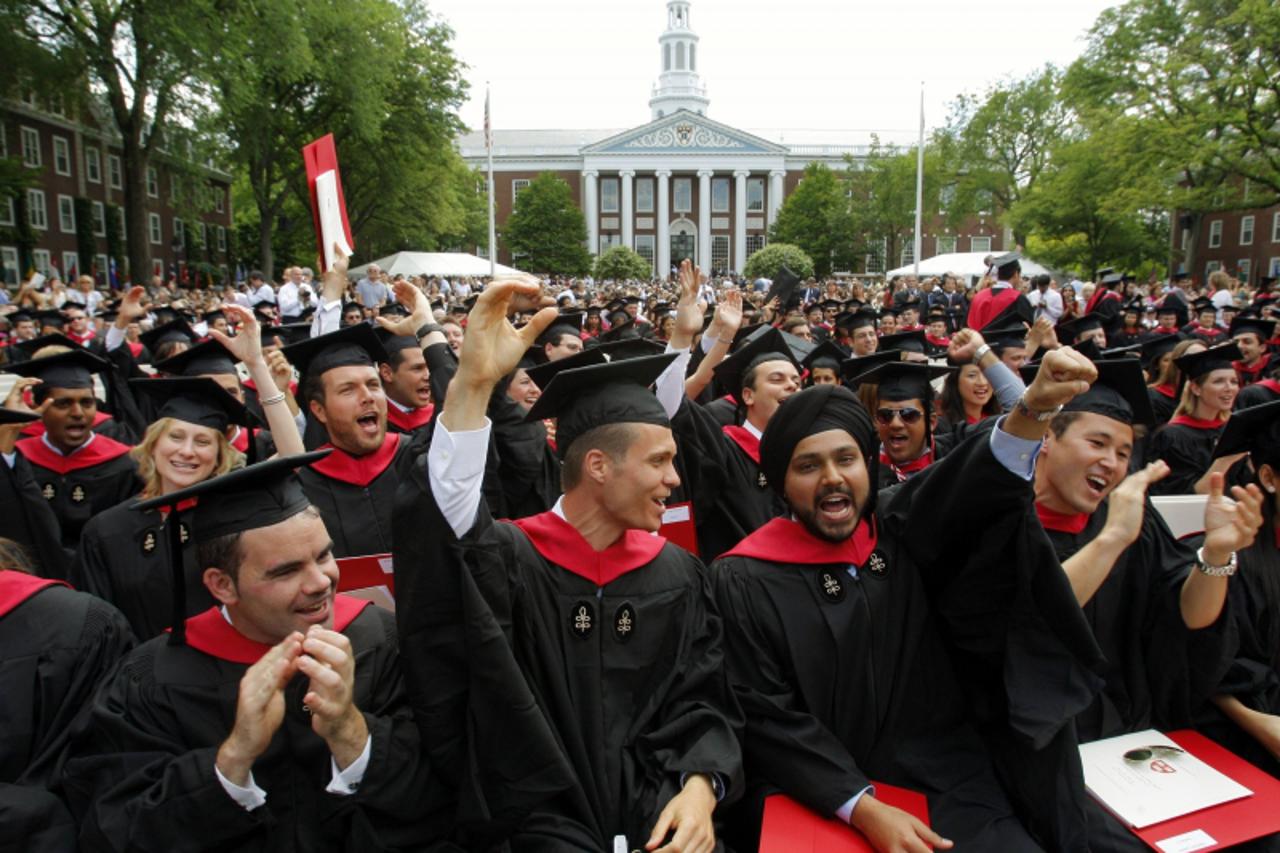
1123, 745, 1185, 762
875, 407, 925, 426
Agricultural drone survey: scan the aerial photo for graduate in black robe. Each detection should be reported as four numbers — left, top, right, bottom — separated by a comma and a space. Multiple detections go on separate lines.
283, 324, 427, 558
712, 365, 1107, 853
0, 562, 134, 853
1147, 342, 1242, 495
6, 349, 140, 549
0, 405, 71, 579
64, 453, 451, 852
394, 279, 741, 851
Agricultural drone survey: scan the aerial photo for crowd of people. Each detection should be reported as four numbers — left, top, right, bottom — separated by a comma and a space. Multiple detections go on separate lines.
0, 248, 1278, 852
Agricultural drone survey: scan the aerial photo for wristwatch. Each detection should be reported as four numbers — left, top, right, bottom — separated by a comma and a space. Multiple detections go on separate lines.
415, 322, 444, 339
1195, 546, 1238, 577
1015, 396, 1063, 422
972, 343, 992, 364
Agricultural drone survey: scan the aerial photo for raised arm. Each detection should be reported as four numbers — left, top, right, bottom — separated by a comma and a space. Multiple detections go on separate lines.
209, 304, 305, 457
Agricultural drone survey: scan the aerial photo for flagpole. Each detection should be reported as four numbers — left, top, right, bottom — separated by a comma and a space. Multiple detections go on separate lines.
485, 83, 496, 278
913, 81, 924, 279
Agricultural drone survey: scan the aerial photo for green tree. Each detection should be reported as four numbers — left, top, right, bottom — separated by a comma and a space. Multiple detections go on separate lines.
769, 163, 852, 277
742, 243, 814, 281
502, 172, 591, 276
844, 140, 944, 274
593, 245, 652, 281
10, 0, 221, 282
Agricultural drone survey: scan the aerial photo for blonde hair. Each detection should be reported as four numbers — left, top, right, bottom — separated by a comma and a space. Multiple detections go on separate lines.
131, 417, 244, 498
1175, 373, 1232, 420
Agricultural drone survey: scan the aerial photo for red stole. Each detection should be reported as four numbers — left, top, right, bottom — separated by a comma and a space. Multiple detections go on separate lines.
385, 402, 434, 432
16, 433, 133, 475
229, 427, 259, 454
722, 425, 761, 464
1234, 355, 1270, 384
511, 510, 666, 586
879, 445, 934, 482
1152, 384, 1177, 400
178, 596, 370, 664
1085, 288, 1120, 315
723, 516, 878, 566
310, 432, 401, 487
1257, 378, 1280, 397
66, 329, 97, 346
1036, 503, 1089, 534
0, 570, 70, 618
1169, 414, 1225, 431
925, 334, 951, 348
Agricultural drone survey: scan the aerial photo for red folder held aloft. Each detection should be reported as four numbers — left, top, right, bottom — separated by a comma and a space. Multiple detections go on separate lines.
301, 134, 355, 271
760, 785, 930, 852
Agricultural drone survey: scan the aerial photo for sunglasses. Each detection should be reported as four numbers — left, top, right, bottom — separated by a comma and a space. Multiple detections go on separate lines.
875, 407, 925, 426
1123, 745, 1185, 762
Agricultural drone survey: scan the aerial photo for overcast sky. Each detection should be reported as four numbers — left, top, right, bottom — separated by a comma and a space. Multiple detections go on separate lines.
429, 0, 1119, 144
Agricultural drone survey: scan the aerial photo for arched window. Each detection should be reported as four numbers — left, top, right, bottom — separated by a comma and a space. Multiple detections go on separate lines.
664, 43, 671, 71
690, 44, 696, 71
676, 41, 686, 70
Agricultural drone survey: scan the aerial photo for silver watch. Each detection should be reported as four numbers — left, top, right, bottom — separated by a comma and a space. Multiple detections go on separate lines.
1195, 546, 1238, 577
972, 343, 992, 364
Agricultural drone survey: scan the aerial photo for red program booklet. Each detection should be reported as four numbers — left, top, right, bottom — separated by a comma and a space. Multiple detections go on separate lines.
760, 784, 930, 853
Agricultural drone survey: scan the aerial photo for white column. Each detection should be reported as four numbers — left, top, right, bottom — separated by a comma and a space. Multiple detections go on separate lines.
620, 170, 635, 251
733, 170, 749, 275
582, 169, 599, 256
697, 169, 713, 272
768, 169, 786, 228
656, 169, 671, 279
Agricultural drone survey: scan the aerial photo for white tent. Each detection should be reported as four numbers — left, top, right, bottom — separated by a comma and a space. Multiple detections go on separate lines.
347, 251, 526, 279
886, 251, 1052, 281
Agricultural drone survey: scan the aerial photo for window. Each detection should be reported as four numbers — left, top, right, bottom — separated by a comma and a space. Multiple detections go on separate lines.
1208, 219, 1222, 248
690, 44, 696, 71
33, 249, 51, 276
711, 234, 730, 272
745, 234, 766, 258
747, 178, 765, 212
217, 225, 227, 252
58, 195, 75, 233
95, 254, 108, 282
1270, 257, 1280, 276
635, 178, 654, 213
976, 190, 993, 215
511, 179, 530, 203
108, 154, 122, 190
62, 252, 79, 277
935, 235, 957, 255
27, 189, 47, 230
146, 166, 158, 198
663, 43, 671, 71
1273, 212, 1280, 243
0, 196, 13, 227
711, 178, 730, 213
1237, 260, 1251, 283
173, 217, 184, 246
117, 208, 126, 241
900, 243, 915, 267
1, 247, 18, 285
20, 127, 40, 168
53, 137, 71, 176
91, 201, 106, 236
170, 175, 180, 203
1240, 215, 1255, 246
48, 94, 65, 117
939, 184, 956, 211
600, 178, 619, 214
152, 259, 164, 279
1205, 260, 1222, 276
634, 234, 655, 270
197, 222, 207, 246
673, 178, 692, 213
215, 187, 225, 213
865, 238, 886, 274
969, 235, 992, 254
1181, 227, 1189, 250
85, 147, 101, 183
676, 41, 685, 69
599, 233, 621, 253
148, 213, 162, 244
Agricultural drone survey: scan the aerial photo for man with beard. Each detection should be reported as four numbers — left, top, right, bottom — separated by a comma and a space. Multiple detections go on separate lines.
712, 348, 1108, 852
392, 278, 740, 851
1028, 358, 1264, 849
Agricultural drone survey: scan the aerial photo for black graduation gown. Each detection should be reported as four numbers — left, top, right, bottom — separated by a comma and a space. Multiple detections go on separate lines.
1108, 328, 1144, 349
0, 574, 134, 853
16, 433, 141, 550
712, 430, 1105, 853
1146, 417, 1224, 495
1200, 518, 1280, 777
297, 431, 425, 558
63, 600, 452, 852
71, 499, 210, 641
670, 399, 789, 558
0, 453, 71, 580
384, 402, 434, 437
1147, 384, 1178, 425
392, 468, 743, 851
1237, 378, 1280, 411
488, 391, 559, 520
1041, 501, 1230, 742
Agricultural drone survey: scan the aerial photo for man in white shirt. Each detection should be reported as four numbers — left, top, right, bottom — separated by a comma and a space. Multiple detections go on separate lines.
1026, 274, 1063, 323
277, 267, 303, 320
248, 272, 275, 307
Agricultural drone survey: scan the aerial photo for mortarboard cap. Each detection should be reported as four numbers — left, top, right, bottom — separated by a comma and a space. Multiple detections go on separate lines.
763, 265, 802, 311
982, 295, 1034, 331
1212, 400, 1280, 466
129, 377, 257, 432
992, 251, 1021, 279
1019, 358, 1154, 428
1229, 315, 1276, 341
1057, 313, 1106, 343
714, 327, 799, 396
840, 350, 902, 384
851, 361, 953, 401
1191, 296, 1215, 314
541, 311, 585, 342
835, 308, 878, 333
598, 317, 638, 343
31, 309, 66, 329
13, 333, 84, 359
525, 354, 676, 460
281, 322, 388, 380
202, 309, 226, 325
0, 407, 39, 426
1139, 333, 1181, 367
1100, 272, 1124, 287
379, 301, 410, 319
874, 330, 927, 355
524, 346, 608, 389
140, 319, 196, 353
802, 340, 846, 373
4, 346, 109, 389
591, 337, 666, 361
154, 339, 239, 377
1174, 341, 1241, 380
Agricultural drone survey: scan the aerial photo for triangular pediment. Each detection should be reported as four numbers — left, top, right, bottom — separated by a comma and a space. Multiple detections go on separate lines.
582, 110, 786, 155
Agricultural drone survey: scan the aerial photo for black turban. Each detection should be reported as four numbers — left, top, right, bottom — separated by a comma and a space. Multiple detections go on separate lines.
759, 385, 879, 506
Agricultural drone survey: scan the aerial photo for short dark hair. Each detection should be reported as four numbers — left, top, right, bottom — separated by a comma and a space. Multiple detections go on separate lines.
1048, 410, 1085, 439
198, 529, 246, 583
561, 423, 636, 491
301, 370, 326, 408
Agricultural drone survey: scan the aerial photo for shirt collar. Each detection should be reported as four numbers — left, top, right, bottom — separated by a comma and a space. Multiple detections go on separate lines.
743, 419, 763, 441
41, 430, 95, 457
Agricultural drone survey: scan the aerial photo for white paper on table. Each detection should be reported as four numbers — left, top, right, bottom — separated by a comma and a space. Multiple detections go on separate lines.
1079, 729, 1252, 829
315, 170, 354, 271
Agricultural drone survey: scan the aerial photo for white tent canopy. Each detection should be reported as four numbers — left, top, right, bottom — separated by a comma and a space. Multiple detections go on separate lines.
347, 251, 526, 279
886, 251, 1052, 281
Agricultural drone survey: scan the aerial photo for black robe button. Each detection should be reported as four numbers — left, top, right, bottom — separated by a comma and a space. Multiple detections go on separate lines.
614, 603, 636, 642
819, 571, 846, 602
866, 549, 889, 577
570, 601, 595, 639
